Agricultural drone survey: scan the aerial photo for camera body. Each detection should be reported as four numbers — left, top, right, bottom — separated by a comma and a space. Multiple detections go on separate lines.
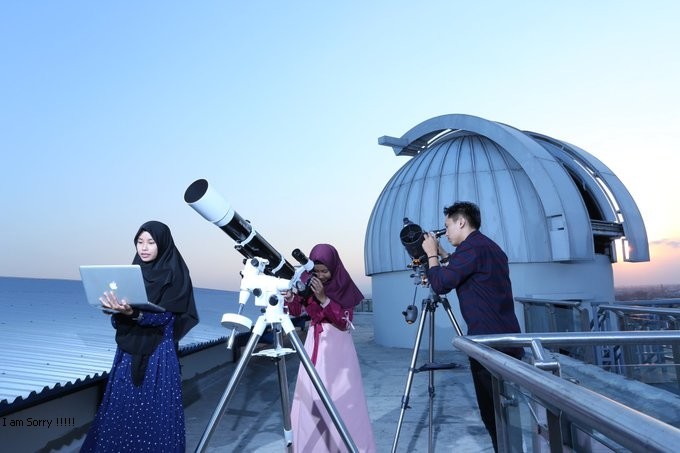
400, 218, 446, 263
295, 272, 317, 300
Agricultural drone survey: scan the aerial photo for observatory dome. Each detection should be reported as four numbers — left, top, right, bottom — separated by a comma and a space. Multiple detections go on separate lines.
365, 114, 648, 275
365, 114, 649, 348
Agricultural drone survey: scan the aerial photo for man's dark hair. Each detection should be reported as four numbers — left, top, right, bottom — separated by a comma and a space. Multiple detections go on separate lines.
443, 201, 481, 230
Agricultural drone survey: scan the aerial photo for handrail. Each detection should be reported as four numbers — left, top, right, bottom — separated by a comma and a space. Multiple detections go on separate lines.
464, 330, 680, 349
597, 304, 680, 317
453, 336, 680, 452
515, 297, 584, 307
614, 299, 680, 306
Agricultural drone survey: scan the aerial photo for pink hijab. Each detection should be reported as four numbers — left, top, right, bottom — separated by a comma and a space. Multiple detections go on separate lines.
309, 244, 364, 309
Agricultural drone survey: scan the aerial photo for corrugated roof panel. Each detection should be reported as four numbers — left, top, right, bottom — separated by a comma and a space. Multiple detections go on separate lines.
0, 277, 255, 412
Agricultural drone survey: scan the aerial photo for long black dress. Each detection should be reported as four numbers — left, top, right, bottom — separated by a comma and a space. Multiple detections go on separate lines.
81, 221, 198, 452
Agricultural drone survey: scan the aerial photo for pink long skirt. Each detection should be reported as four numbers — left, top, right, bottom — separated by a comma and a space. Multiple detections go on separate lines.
291, 323, 376, 453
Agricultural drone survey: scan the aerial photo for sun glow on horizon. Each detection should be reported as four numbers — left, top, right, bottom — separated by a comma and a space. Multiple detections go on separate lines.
613, 237, 680, 287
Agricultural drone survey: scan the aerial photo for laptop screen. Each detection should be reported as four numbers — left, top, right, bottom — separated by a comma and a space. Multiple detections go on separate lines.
79, 265, 165, 312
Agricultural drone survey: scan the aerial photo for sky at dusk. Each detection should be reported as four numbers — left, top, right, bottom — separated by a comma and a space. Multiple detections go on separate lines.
2, 2, 679, 295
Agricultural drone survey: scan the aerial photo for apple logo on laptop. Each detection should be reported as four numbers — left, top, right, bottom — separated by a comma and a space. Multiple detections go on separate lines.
109, 281, 118, 291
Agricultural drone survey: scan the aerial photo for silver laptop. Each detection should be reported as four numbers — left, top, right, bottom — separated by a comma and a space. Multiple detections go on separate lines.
79, 265, 165, 313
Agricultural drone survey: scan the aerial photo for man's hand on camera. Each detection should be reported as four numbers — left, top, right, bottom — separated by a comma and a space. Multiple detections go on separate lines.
422, 233, 438, 257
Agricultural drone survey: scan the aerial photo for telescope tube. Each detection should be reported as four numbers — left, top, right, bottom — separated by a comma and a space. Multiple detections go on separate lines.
399, 218, 446, 263
400, 218, 427, 262
184, 179, 295, 279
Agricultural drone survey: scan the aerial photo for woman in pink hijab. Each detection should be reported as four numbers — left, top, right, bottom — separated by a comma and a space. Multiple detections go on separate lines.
286, 244, 376, 452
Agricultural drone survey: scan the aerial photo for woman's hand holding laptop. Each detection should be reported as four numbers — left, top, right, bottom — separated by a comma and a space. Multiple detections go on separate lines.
99, 291, 134, 316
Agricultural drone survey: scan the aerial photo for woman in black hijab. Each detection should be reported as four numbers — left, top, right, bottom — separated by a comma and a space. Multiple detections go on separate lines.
82, 221, 199, 453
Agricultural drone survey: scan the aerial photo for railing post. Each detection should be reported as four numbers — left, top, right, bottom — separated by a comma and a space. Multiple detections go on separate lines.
546, 410, 564, 453
529, 339, 560, 375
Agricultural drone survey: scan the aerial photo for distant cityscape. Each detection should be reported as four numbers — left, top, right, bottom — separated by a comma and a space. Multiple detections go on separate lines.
615, 283, 680, 301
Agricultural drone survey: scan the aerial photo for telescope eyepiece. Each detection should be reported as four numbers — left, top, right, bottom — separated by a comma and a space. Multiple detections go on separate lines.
433, 227, 446, 238
292, 248, 309, 265
292, 247, 314, 272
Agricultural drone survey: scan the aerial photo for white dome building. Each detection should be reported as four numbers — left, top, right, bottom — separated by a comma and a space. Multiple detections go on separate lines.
365, 114, 648, 348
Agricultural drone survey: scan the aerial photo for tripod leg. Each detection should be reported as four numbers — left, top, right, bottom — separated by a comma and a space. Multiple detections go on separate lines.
279, 316, 358, 453
440, 296, 463, 336
391, 299, 430, 453
428, 299, 436, 453
194, 316, 267, 453
272, 326, 294, 452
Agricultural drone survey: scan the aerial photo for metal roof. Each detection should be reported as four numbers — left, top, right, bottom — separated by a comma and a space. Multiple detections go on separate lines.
0, 277, 255, 413
366, 114, 648, 275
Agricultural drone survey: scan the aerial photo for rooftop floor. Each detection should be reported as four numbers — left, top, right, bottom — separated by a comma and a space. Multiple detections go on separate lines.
61, 312, 494, 452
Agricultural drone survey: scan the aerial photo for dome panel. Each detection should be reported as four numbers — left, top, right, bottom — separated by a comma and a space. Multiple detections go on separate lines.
421, 176, 443, 231
440, 140, 461, 177
457, 143, 476, 175
471, 138, 496, 173
410, 147, 437, 183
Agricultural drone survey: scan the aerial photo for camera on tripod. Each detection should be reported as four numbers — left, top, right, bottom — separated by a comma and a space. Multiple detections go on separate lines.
399, 218, 446, 323
393, 220, 464, 453
400, 217, 445, 264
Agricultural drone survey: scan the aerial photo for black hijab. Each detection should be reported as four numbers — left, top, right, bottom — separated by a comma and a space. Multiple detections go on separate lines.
132, 220, 199, 339
115, 220, 199, 385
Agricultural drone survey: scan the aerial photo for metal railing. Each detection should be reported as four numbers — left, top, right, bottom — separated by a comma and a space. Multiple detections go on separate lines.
516, 297, 591, 333
454, 331, 680, 452
517, 297, 680, 387
596, 304, 680, 390
516, 297, 594, 362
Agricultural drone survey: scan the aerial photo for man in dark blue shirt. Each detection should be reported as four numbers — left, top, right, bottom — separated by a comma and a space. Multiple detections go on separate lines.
423, 201, 522, 452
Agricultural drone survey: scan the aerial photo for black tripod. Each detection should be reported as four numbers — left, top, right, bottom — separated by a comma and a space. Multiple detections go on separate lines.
391, 282, 464, 453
